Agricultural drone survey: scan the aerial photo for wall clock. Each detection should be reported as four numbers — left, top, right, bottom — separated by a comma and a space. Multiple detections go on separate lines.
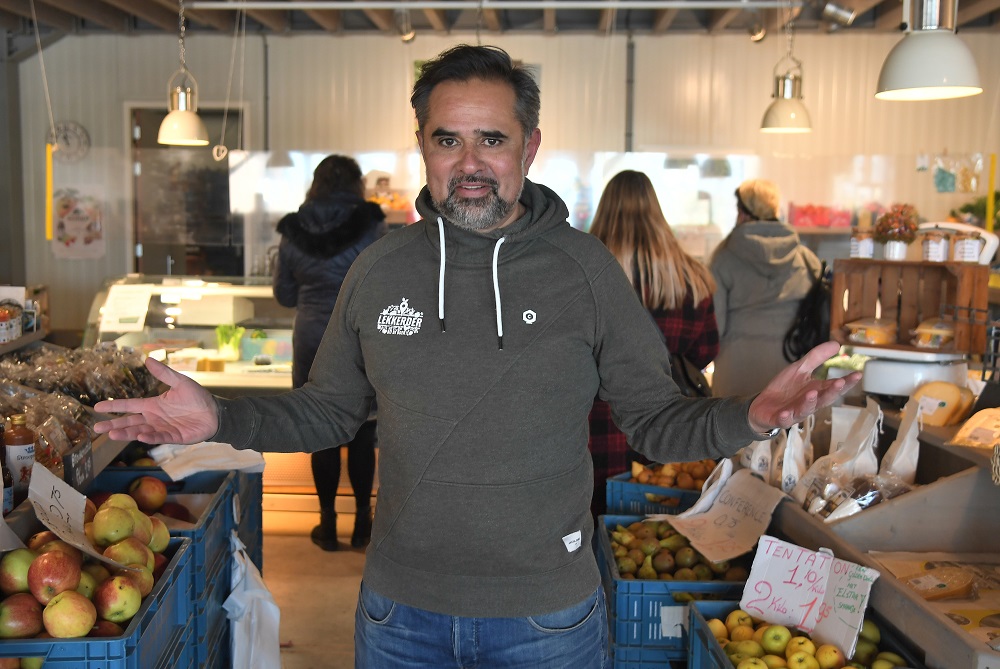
47, 121, 91, 162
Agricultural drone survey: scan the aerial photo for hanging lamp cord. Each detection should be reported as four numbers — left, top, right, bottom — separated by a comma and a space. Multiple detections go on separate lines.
28, 0, 57, 142
178, 0, 188, 71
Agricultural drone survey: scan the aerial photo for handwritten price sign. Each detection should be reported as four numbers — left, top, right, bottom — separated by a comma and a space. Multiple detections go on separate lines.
740, 535, 879, 650
668, 469, 787, 562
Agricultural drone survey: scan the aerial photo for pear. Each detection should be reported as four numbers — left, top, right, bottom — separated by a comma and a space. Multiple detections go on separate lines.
652, 550, 676, 574
637, 555, 658, 580
616, 556, 638, 576
858, 619, 881, 645
639, 537, 661, 556
660, 534, 690, 552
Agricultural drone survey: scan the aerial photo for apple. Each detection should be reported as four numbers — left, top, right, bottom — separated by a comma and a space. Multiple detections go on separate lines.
93, 575, 142, 624
0, 548, 37, 595
728, 640, 765, 659
118, 564, 154, 597
737, 659, 770, 669
102, 493, 139, 511
761, 655, 788, 669
726, 609, 755, 635
89, 492, 112, 509
128, 476, 167, 513
36, 540, 83, 565
27, 550, 81, 604
20, 657, 44, 669
815, 643, 846, 669
0, 592, 43, 638
875, 651, 907, 667
82, 562, 111, 584
731, 624, 756, 642
0, 660, 18, 669
151, 552, 169, 582
76, 569, 98, 599
787, 651, 820, 669
760, 624, 792, 656
25, 531, 57, 552
158, 502, 194, 523
147, 516, 170, 554
84, 522, 97, 548
103, 537, 154, 571
43, 590, 97, 638
851, 638, 879, 666
88, 619, 125, 637
871, 661, 896, 669
753, 625, 770, 643
858, 618, 881, 645
92, 506, 135, 547
84, 498, 98, 523
128, 508, 153, 546
131, 457, 156, 467
707, 617, 728, 640
785, 636, 816, 659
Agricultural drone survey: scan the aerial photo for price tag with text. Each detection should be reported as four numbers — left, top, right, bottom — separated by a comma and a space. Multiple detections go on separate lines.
667, 469, 787, 562
27, 463, 128, 569
815, 558, 880, 657
741, 535, 834, 634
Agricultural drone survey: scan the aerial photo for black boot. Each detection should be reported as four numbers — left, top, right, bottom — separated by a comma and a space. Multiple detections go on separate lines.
351, 506, 373, 548
310, 508, 339, 551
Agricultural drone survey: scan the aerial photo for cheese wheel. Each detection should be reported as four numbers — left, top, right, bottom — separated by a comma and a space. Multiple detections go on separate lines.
901, 567, 975, 601
911, 381, 963, 427
950, 387, 975, 426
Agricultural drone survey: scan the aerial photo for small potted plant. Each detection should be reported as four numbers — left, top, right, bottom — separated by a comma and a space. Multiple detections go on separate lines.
873, 204, 919, 260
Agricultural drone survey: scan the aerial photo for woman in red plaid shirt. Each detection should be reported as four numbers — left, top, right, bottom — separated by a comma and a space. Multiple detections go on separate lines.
587, 170, 719, 519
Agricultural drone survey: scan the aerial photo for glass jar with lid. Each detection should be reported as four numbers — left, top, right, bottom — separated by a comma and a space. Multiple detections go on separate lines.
921, 229, 950, 262
850, 230, 874, 259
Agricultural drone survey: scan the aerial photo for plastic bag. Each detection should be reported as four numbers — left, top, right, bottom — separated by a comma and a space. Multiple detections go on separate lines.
880, 396, 922, 484
774, 423, 809, 494
224, 530, 281, 669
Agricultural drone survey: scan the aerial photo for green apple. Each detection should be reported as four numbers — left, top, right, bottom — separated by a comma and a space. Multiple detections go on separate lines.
786, 651, 820, 669
851, 638, 879, 666
92, 506, 135, 547
75, 570, 97, 599
815, 643, 846, 669
875, 651, 906, 666
761, 624, 792, 656
871, 661, 897, 669
737, 659, 770, 669
761, 655, 788, 669
101, 493, 139, 511
725, 609, 755, 635
728, 640, 765, 659
785, 637, 816, 659
858, 618, 881, 645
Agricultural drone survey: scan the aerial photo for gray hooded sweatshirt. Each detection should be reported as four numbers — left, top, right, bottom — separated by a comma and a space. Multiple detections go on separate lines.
213, 179, 762, 618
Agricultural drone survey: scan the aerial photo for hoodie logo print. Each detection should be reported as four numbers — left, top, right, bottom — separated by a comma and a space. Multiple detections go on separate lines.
523, 310, 536, 325
378, 298, 424, 336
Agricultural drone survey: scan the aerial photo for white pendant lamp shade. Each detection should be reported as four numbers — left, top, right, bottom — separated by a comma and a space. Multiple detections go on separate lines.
158, 72, 209, 146
875, 0, 982, 101
876, 30, 982, 100
761, 66, 812, 133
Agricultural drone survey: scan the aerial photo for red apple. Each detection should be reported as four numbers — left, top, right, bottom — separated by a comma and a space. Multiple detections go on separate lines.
36, 540, 83, 566
82, 562, 111, 584
128, 477, 168, 514
88, 619, 125, 637
92, 506, 134, 547
43, 590, 97, 638
27, 551, 81, 604
151, 552, 169, 582
147, 517, 170, 554
158, 502, 194, 523
93, 575, 142, 624
102, 493, 138, 512
131, 457, 157, 467
0, 548, 37, 596
103, 537, 153, 571
118, 564, 154, 597
0, 659, 19, 669
84, 498, 98, 524
89, 492, 112, 509
127, 508, 153, 546
25, 531, 57, 552
0, 592, 43, 638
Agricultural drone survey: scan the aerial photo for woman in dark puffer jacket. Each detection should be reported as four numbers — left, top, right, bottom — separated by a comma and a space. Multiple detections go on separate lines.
272, 155, 386, 550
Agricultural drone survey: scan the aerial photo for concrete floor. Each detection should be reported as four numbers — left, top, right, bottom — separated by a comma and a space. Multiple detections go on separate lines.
262, 511, 366, 669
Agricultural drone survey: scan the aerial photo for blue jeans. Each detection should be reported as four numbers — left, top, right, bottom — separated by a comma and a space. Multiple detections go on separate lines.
354, 582, 610, 668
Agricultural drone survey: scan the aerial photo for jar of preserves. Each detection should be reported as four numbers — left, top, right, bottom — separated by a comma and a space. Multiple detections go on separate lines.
850, 230, 874, 259
921, 230, 950, 262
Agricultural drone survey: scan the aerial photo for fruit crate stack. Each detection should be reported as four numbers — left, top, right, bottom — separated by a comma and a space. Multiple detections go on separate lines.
0, 538, 195, 669
687, 600, 926, 669
87, 470, 237, 669
597, 515, 749, 668
605, 460, 716, 516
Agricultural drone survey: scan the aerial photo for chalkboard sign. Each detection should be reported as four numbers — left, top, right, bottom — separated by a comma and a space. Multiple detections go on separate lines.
62, 439, 94, 490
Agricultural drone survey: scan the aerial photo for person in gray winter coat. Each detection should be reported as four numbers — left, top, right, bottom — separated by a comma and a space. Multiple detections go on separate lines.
273, 155, 386, 551
710, 179, 822, 397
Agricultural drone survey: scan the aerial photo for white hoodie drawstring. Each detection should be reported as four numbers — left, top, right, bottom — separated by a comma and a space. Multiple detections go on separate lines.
437, 217, 446, 332
493, 237, 506, 350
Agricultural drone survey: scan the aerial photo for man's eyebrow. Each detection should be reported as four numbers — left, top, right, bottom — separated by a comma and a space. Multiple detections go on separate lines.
429, 128, 509, 140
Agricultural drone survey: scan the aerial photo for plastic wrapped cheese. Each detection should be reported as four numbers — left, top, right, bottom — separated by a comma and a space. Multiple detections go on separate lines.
902, 566, 976, 601
845, 318, 897, 345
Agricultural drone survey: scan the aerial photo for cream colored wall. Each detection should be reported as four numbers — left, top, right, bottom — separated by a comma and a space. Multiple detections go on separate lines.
17, 32, 1000, 331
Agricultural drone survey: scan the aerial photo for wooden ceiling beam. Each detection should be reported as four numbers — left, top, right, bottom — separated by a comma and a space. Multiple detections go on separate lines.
39, 0, 127, 31
304, 9, 342, 32
597, 8, 614, 31
247, 10, 289, 32
652, 8, 679, 32
957, 0, 1000, 24
0, 0, 74, 32
543, 7, 556, 33
0, 8, 20, 31
480, 8, 501, 31
361, 8, 394, 32
708, 7, 741, 31
150, 0, 235, 32
422, 8, 448, 31
874, 0, 905, 29
98, 0, 175, 31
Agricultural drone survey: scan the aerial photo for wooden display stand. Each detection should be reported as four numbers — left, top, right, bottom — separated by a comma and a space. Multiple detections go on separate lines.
831, 259, 990, 355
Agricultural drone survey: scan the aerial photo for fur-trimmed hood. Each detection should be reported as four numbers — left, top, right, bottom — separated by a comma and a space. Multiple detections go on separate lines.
276, 194, 386, 259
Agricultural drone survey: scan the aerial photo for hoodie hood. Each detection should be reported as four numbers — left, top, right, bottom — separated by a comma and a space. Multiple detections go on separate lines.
277, 194, 385, 259
413, 178, 570, 348
723, 221, 803, 279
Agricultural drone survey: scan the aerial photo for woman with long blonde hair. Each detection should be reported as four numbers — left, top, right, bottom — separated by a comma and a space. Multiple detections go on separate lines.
587, 170, 719, 519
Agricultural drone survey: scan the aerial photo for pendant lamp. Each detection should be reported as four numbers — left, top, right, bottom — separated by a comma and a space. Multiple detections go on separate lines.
760, 15, 812, 134
876, 0, 981, 100
158, 0, 209, 146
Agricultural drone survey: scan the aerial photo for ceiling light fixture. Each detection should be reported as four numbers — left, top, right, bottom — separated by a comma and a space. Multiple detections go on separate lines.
760, 9, 812, 133
158, 0, 209, 146
819, 0, 855, 25
875, 0, 981, 101
747, 9, 766, 41
396, 8, 416, 43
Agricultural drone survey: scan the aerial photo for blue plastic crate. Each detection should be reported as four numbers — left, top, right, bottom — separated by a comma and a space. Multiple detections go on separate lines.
598, 515, 747, 654
191, 534, 231, 666
235, 470, 264, 571
687, 600, 929, 669
605, 473, 702, 515
201, 600, 232, 669
610, 642, 685, 669
0, 538, 194, 669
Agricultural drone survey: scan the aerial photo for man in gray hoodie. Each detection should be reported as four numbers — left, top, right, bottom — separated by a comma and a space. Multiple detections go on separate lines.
95, 45, 859, 668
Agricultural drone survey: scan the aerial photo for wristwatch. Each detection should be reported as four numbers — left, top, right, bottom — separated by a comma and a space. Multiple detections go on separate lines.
757, 426, 781, 439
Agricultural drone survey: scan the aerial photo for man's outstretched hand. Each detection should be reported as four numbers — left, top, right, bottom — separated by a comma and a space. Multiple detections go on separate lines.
93, 357, 219, 445
748, 341, 862, 434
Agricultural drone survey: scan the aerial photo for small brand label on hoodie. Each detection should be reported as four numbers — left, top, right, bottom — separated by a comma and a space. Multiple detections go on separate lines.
377, 298, 424, 336
562, 530, 582, 553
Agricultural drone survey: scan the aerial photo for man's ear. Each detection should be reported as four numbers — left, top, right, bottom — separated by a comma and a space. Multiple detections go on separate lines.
523, 128, 541, 173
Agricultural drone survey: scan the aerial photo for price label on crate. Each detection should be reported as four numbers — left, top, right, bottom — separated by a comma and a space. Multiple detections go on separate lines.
27, 463, 133, 569
667, 469, 786, 562
741, 535, 877, 650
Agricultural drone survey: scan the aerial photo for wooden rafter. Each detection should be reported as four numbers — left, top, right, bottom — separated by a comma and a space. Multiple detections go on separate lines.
652, 8, 679, 32
708, 8, 741, 32
362, 8, 394, 32
304, 9, 342, 31
597, 8, 614, 31
422, 8, 448, 31
247, 10, 289, 32
957, 0, 1000, 25
39, 0, 127, 31
150, 0, 235, 32
0, 8, 20, 31
0, 0, 74, 32
543, 7, 556, 33
480, 8, 501, 31
98, 0, 175, 31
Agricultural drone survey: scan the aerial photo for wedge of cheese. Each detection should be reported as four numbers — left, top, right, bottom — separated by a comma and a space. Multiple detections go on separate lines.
910, 381, 964, 427
950, 387, 976, 426
901, 566, 975, 601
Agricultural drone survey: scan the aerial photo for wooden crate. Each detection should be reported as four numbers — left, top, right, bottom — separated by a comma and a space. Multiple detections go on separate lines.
830, 259, 989, 354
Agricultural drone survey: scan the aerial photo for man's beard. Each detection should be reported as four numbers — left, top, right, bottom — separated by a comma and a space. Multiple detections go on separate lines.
433, 175, 521, 232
